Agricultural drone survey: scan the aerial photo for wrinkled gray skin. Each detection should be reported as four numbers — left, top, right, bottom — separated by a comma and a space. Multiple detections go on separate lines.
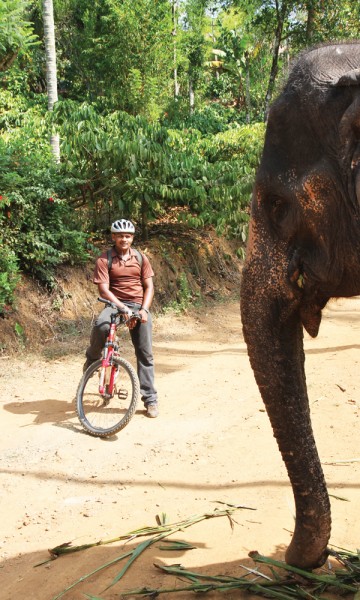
241, 41, 360, 570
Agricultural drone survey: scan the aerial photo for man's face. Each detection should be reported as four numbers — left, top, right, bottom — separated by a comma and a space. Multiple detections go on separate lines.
112, 232, 134, 254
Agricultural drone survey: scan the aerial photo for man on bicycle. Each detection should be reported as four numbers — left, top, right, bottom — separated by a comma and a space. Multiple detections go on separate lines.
84, 219, 159, 418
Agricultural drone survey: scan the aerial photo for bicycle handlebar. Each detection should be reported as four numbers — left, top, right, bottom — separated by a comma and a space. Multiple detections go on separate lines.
98, 297, 124, 312
97, 297, 141, 321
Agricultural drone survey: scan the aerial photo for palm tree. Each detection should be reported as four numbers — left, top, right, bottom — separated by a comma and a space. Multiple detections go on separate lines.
43, 0, 60, 161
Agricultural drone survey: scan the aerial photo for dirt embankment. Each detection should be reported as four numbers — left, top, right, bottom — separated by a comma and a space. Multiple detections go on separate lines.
0, 225, 242, 357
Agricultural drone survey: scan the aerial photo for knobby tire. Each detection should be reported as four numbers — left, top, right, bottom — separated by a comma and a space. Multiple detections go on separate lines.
76, 357, 139, 437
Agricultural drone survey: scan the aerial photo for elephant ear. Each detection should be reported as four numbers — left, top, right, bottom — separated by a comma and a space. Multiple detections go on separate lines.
334, 69, 360, 206
353, 143, 360, 206
332, 69, 360, 87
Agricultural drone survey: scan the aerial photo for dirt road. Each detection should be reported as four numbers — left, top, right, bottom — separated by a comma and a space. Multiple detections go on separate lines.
1, 299, 359, 599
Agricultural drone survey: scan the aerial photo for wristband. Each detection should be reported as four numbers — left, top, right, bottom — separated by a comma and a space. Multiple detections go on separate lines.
141, 307, 149, 314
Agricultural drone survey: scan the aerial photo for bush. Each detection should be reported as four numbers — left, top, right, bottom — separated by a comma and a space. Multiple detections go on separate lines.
162, 102, 245, 135
177, 123, 265, 238
197, 122, 265, 164
0, 242, 20, 314
0, 127, 91, 295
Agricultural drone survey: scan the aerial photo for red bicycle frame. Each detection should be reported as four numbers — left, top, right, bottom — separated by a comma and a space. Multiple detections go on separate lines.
99, 319, 118, 396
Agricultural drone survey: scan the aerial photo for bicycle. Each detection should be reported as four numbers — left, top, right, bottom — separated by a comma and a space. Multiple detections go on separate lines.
76, 298, 140, 437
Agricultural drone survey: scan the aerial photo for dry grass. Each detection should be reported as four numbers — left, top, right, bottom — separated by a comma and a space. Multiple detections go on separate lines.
44, 505, 360, 600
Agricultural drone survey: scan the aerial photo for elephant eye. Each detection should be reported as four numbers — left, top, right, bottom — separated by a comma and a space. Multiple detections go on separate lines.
268, 195, 289, 224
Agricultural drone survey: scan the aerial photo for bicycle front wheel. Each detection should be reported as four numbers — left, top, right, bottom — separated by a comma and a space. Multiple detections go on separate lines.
76, 357, 139, 437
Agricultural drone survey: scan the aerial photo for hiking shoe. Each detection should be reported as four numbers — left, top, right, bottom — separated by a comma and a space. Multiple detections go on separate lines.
145, 402, 159, 418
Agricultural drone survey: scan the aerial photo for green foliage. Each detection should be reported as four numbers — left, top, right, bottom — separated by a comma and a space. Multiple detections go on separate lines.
207, 72, 236, 105
175, 122, 265, 237
1, 0, 359, 310
163, 102, 245, 134
163, 272, 198, 315
198, 122, 265, 163
53, 100, 181, 229
0, 110, 91, 295
51, 0, 174, 116
282, 0, 360, 50
0, 0, 38, 71
51, 99, 264, 241
0, 241, 20, 313
14, 321, 25, 347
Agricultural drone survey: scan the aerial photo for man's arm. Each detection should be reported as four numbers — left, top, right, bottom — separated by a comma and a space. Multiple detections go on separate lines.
98, 282, 132, 315
139, 277, 154, 323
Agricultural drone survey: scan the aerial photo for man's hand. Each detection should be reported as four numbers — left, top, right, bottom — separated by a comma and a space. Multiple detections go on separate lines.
125, 311, 139, 330
139, 308, 149, 323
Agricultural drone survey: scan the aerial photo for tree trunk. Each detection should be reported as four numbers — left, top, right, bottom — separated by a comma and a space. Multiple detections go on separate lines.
43, 0, 60, 162
189, 78, 195, 114
245, 51, 251, 124
0, 50, 19, 72
141, 197, 149, 241
263, 0, 288, 122
172, 0, 180, 100
306, 0, 316, 42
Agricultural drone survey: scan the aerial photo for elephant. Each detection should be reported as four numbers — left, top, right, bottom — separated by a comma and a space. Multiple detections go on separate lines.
240, 41, 360, 570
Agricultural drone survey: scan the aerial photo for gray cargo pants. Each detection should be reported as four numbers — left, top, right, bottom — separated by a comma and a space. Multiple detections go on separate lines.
85, 303, 157, 406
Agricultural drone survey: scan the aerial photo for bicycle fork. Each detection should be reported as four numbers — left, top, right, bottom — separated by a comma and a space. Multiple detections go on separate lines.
99, 321, 118, 396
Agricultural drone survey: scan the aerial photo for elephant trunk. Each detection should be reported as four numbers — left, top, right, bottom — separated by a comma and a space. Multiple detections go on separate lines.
240, 242, 331, 569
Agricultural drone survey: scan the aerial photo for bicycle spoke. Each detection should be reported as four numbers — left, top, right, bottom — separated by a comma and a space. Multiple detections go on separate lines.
76, 358, 139, 437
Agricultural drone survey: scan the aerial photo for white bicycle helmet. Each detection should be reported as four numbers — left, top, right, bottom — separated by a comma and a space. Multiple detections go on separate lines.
111, 219, 135, 234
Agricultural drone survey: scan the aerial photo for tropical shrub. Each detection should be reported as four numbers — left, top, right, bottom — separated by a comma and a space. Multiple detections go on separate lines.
0, 127, 91, 293
0, 236, 20, 314
53, 100, 265, 241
